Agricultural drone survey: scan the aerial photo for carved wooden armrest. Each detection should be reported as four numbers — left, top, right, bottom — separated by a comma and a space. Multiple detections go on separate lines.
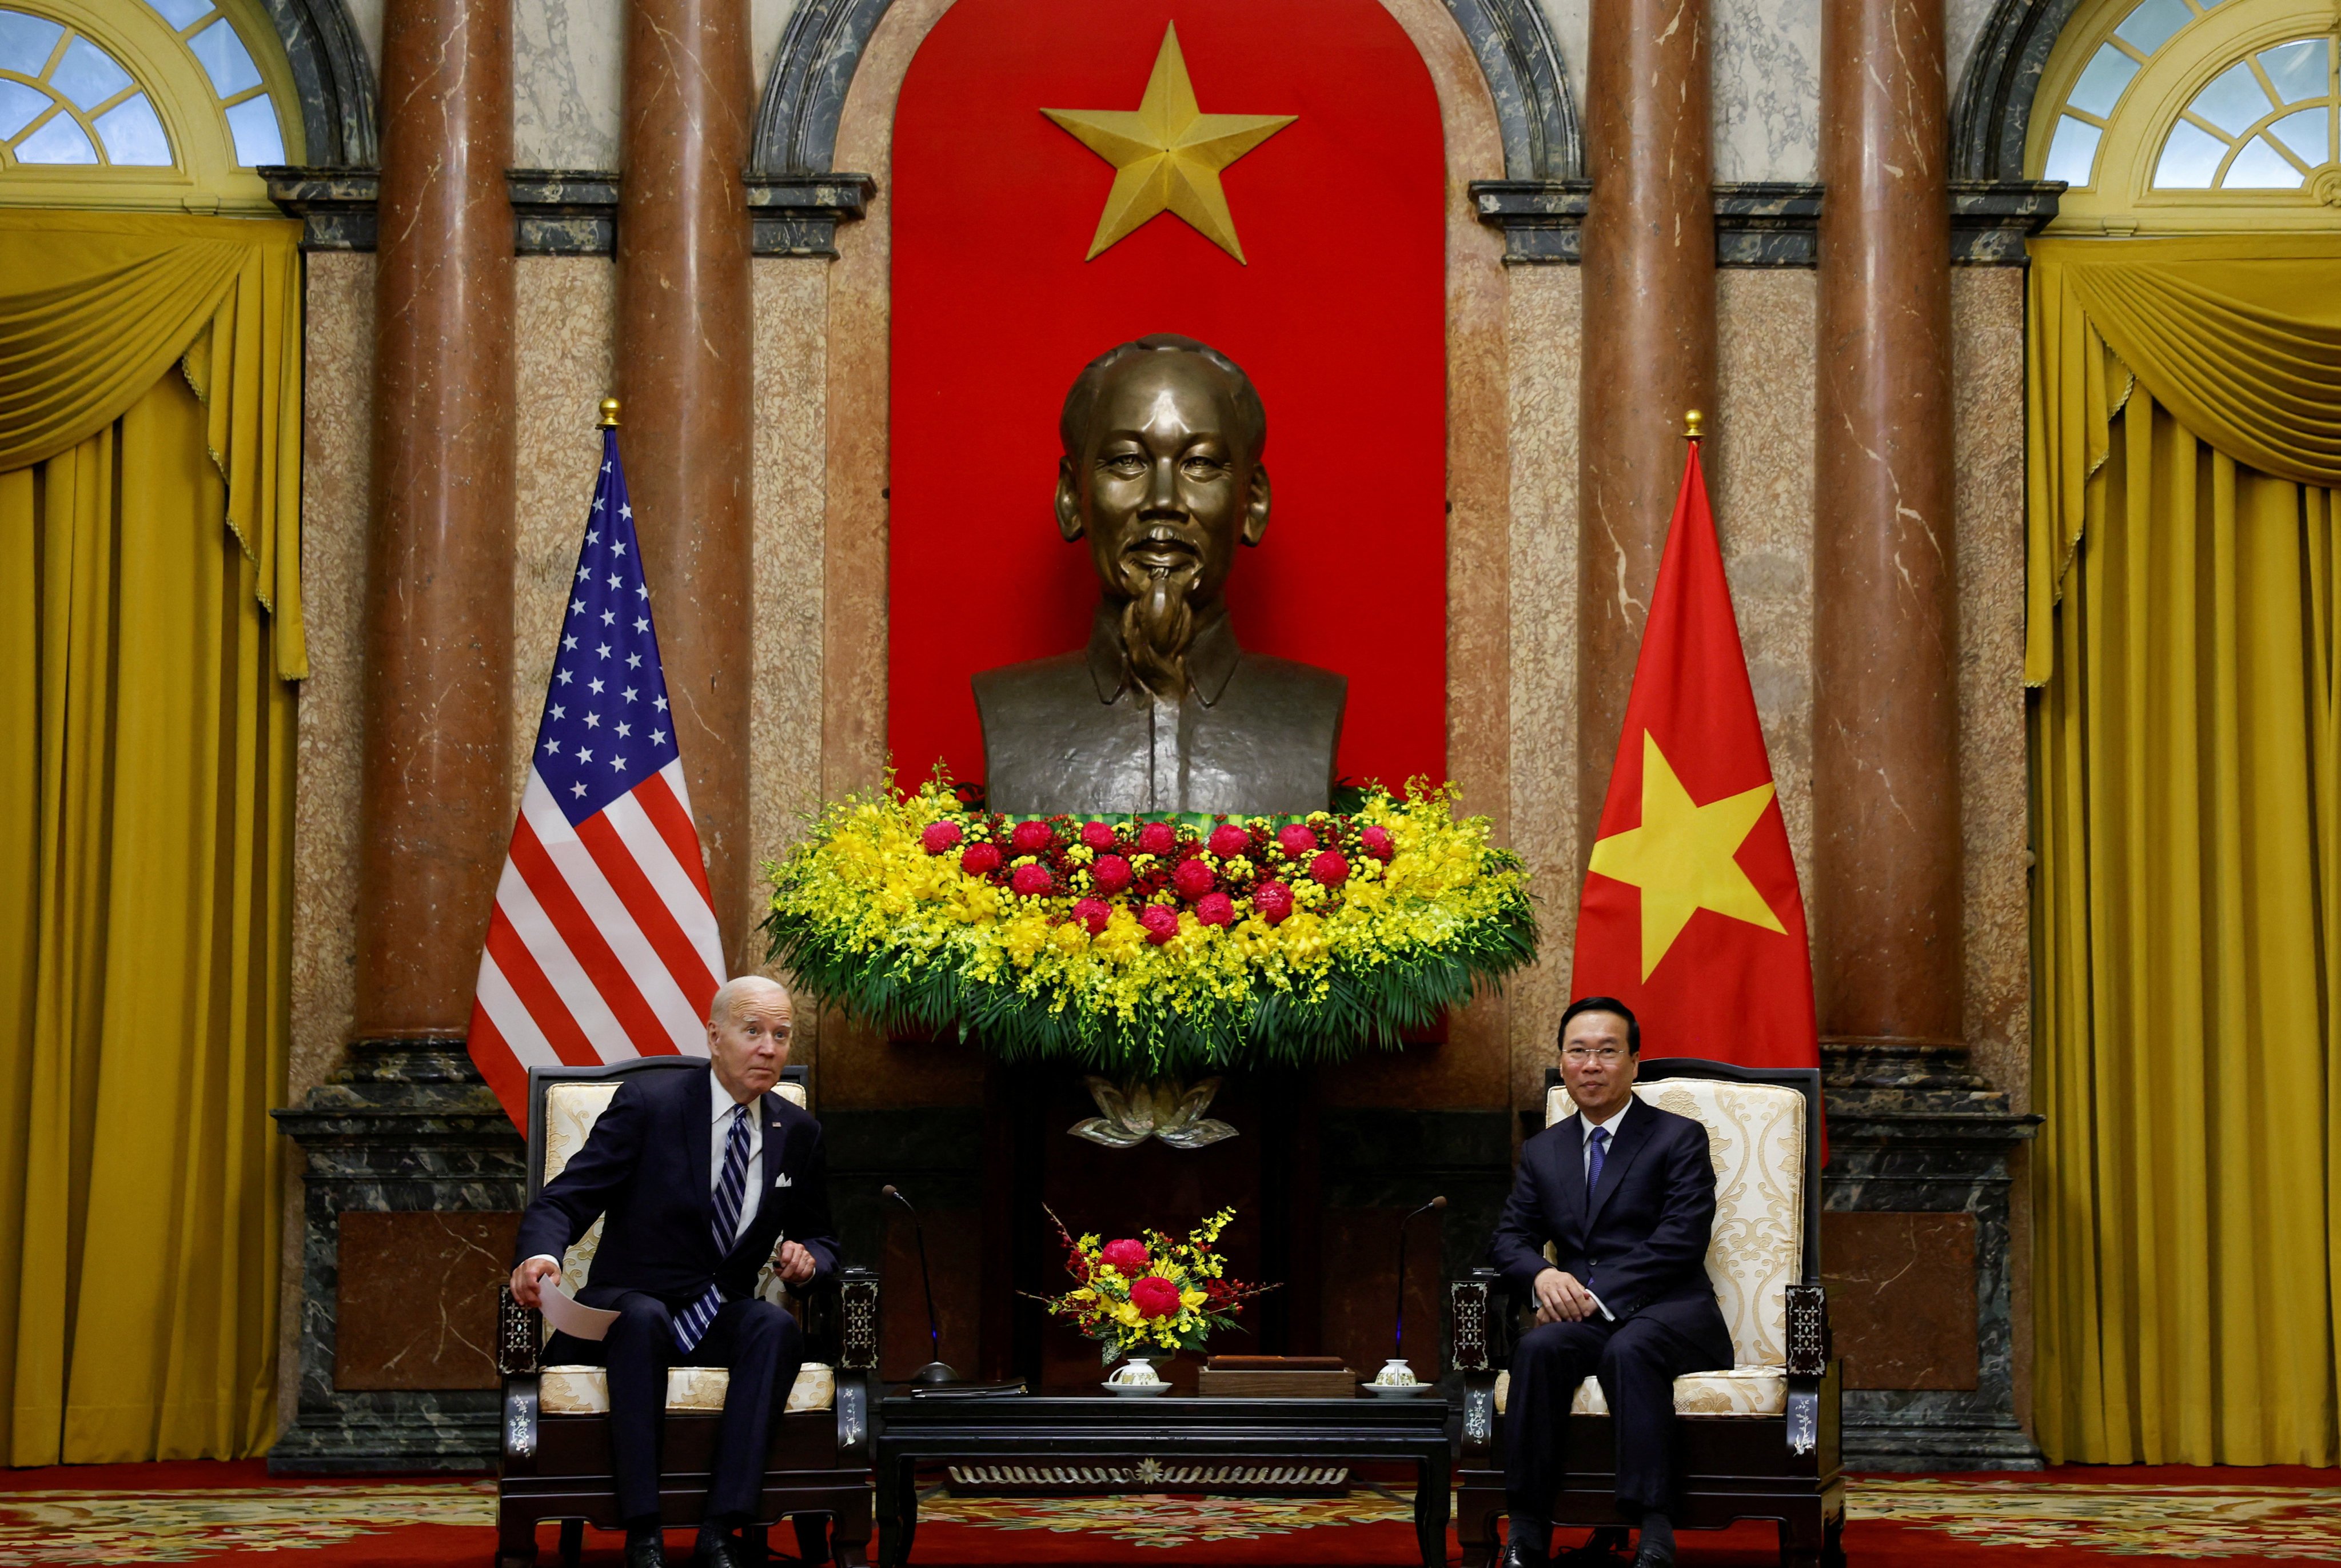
1451, 1267, 1502, 1455
1783, 1280, 1830, 1455
497, 1286, 542, 1377
831, 1265, 880, 1460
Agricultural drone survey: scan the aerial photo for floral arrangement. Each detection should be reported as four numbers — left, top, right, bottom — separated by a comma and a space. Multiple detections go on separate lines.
763, 775, 1538, 1078
1032, 1207, 1274, 1363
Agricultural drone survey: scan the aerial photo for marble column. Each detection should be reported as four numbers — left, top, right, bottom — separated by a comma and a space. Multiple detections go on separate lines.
354, 0, 516, 1041
1812, 0, 1961, 1048
1576, 0, 1715, 855
617, 0, 756, 960
273, 0, 523, 1474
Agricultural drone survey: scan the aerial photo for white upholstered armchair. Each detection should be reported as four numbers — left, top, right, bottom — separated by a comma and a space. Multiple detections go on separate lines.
494, 1058, 879, 1568
1449, 1058, 1843, 1568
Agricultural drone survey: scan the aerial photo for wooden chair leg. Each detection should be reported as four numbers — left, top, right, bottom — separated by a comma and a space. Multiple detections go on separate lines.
1778, 1512, 1824, 1568
557, 1519, 583, 1567
1822, 1514, 1846, 1568
1455, 1486, 1504, 1568
792, 1513, 831, 1564
741, 1522, 768, 1566
497, 1516, 540, 1568
830, 1490, 874, 1568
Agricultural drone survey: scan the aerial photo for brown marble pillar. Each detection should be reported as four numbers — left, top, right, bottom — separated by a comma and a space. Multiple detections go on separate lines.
1812, 0, 1961, 1046
617, 0, 755, 962
1577, 0, 1715, 856
352, 0, 515, 1039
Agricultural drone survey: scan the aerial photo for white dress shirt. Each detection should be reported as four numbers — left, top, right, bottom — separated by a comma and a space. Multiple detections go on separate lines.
712, 1090, 764, 1244
1581, 1098, 1632, 1182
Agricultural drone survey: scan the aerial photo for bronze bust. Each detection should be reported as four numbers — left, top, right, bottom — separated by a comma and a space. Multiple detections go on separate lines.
974, 335, 1346, 816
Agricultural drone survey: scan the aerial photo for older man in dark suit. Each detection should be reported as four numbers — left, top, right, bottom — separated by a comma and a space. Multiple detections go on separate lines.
1489, 998, 1734, 1568
509, 976, 838, 1568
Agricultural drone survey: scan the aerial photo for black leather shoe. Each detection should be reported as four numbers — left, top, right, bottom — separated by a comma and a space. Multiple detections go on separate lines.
693, 1526, 749, 1568
1630, 1540, 1676, 1568
624, 1531, 668, 1568
1501, 1541, 1550, 1568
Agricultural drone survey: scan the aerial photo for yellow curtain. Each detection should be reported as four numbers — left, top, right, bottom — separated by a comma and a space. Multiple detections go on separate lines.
0, 373, 293, 1464
0, 210, 306, 679
2029, 234, 2341, 1465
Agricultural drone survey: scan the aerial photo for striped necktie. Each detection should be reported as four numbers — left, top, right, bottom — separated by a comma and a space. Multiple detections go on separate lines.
675, 1102, 751, 1354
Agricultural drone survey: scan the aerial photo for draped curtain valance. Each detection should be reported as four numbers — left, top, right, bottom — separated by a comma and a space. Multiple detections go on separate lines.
0, 210, 305, 679
2025, 234, 2341, 686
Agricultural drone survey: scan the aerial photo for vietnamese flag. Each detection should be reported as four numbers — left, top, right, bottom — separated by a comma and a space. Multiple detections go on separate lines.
1570, 441, 1819, 1074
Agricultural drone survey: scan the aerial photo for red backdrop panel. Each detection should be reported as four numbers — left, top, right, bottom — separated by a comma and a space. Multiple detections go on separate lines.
887, 0, 1447, 793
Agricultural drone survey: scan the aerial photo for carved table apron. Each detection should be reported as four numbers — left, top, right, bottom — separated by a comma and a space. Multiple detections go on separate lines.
872, 1391, 1457, 1566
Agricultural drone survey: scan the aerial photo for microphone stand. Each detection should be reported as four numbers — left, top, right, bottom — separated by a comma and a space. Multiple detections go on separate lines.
1393, 1195, 1447, 1368
884, 1184, 959, 1385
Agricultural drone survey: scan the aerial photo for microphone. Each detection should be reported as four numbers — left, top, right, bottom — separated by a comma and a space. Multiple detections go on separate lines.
884, 1184, 959, 1385
1393, 1196, 1447, 1366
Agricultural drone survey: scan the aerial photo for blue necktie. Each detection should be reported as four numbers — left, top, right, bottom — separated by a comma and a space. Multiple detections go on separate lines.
1586, 1125, 1610, 1206
675, 1103, 751, 1354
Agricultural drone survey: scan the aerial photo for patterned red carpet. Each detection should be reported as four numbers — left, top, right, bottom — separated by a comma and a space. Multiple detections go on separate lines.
0, 1462, 2334, 1564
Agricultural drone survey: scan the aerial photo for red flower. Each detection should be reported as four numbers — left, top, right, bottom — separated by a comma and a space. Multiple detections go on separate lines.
1010, 864, 1054, 897
1202, 1277, 1238, 1310
1253, 881, 1295, 925
1128, 1276, 1182, 1319
921, 820, 963, 855
1362, 824, 1395, 861
1011, 819, 1057, 855
1172, 857, 1217, 901
960, 842, 1003, 876
1066, 1247, 1092, 1282
1092, 854, 1134, 895
1099, 1238, 1150, 1275
1137, 821, 1178, 857
1207, 823, 1251, 859
1140, 905, 1181, 944
1277, 824, 1318, 859
1309, 850, 1350, 888
1082, 820, 1118, 851
1071, 896, 1111, 935
1195, 892, 1235, 927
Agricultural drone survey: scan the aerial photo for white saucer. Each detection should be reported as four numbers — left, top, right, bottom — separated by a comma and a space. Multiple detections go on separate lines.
1359, 1382, 1435, 1397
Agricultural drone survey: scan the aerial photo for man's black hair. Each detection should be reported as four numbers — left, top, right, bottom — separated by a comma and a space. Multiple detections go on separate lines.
1558, 995, 1640, 1055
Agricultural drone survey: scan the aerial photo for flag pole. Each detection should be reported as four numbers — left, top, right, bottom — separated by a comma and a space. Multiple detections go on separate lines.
1683, 408, 1703, 444
599, 396, 621, 428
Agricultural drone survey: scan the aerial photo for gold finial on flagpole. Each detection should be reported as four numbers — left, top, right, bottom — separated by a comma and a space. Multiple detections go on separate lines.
599, 396, 621, 428
1683, 408, 1704, 442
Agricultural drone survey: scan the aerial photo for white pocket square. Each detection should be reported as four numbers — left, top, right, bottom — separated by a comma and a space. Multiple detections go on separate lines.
773, 1173, 792, 1188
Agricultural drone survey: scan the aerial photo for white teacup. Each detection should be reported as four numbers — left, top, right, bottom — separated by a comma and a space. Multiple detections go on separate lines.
1373, 1358, 1421, 1387
1107, 1359, 1164, 1387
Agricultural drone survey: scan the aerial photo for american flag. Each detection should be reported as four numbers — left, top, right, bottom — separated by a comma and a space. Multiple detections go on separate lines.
466, 425, 725, 1125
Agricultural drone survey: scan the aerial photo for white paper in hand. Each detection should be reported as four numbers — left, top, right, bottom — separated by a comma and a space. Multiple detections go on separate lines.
538, 1283, 621, 1342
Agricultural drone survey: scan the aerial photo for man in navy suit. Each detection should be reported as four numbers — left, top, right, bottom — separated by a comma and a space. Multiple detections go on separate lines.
510, 976, 839, 1568
1488, 998, 1734, 1568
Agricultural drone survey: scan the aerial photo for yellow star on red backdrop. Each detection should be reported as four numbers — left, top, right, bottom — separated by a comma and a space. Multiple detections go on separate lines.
1042, 23, 1295, 264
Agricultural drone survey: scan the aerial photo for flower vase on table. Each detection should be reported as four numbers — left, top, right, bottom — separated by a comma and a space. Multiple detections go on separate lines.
1027, 1207, 1277, 1387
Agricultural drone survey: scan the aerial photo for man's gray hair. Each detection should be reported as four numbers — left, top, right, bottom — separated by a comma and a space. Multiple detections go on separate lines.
708, 974, 791, 1028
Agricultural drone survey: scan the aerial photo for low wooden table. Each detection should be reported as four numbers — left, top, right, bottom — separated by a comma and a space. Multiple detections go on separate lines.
873, 1391, 1457, 1567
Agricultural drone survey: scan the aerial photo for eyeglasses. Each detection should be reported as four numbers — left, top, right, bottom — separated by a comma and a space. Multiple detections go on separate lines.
1561, 1047, 1626, 1064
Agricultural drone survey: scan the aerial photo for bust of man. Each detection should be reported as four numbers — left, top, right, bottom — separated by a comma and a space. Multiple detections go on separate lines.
973, 334, 1346, 816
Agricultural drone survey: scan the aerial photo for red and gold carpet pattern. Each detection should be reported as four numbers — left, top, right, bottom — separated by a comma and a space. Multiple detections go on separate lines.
0, 1464, 2335, 1563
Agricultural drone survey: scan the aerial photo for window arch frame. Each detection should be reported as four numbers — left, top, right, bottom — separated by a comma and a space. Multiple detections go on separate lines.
2027, 0, 2341, 234
0, 0, 304, 213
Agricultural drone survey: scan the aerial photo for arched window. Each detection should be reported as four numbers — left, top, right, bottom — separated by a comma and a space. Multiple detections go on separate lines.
2029, 0, 2341, 232
0, 0, 300, 212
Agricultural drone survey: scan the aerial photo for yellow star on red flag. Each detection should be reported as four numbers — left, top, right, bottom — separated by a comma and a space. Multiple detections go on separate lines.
1586, 732, 1786, 981
1042, 23, 1295, 264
